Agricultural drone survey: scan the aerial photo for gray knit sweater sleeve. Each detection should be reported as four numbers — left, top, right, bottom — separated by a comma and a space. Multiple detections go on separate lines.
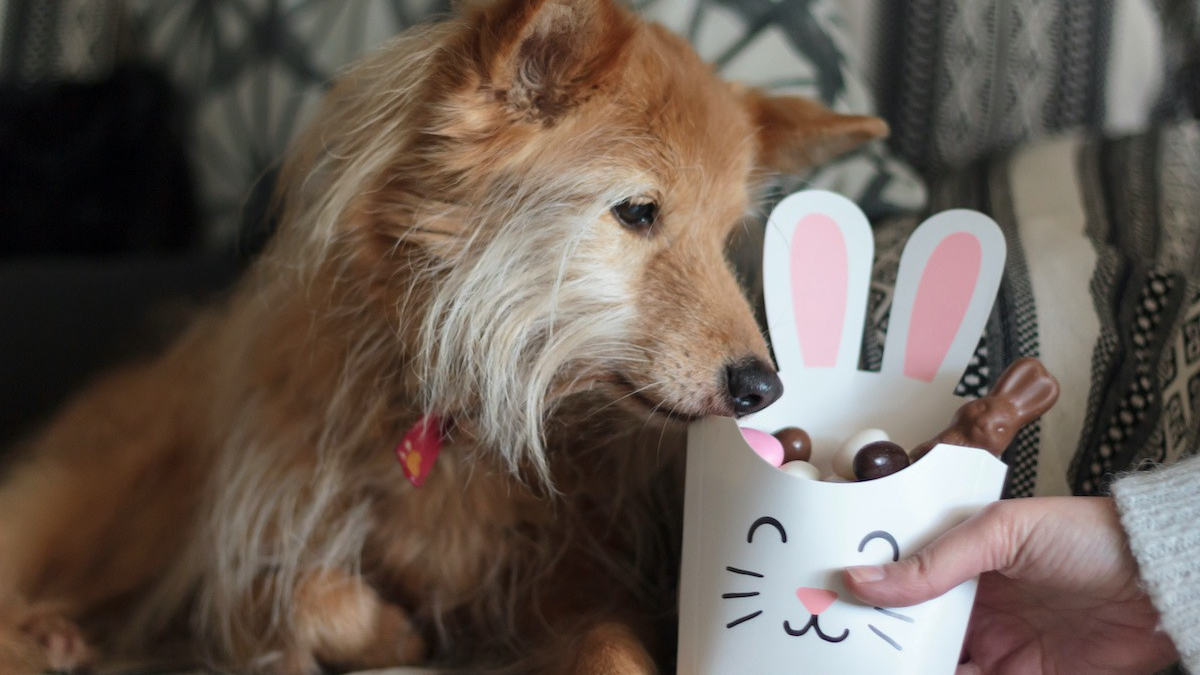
1111, 455, 1200, 674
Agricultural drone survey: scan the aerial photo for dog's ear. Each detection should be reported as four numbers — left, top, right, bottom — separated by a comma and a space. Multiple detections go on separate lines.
471, 0, 636, 121
743, 91, 889, 174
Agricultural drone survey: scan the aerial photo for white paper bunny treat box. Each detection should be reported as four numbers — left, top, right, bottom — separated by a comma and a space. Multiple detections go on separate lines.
678, 191, 1055, 675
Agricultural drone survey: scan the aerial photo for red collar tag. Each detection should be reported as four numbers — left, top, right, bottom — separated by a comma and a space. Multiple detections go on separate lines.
395, 414, 443, 487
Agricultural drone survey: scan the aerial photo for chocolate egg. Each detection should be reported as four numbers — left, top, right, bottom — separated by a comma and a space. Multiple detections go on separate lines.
833, 428, 890, 479
853, 440, 910, 481
774, 426, 813, 463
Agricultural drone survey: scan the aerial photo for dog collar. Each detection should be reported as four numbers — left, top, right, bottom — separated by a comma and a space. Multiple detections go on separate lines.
395, 413, 444, 487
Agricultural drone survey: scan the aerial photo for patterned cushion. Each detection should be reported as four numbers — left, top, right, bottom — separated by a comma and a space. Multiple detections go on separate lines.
1155, 0, 1200, 118
124, 0, 456, 249
0, 0, 123, 82
864, 121, 1200, 500
872, 0, 1172, 173
123, 0, 927, 250
639, 0, 927, 219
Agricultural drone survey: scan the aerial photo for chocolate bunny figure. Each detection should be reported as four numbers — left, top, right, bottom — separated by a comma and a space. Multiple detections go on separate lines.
911, 357, 1060, 461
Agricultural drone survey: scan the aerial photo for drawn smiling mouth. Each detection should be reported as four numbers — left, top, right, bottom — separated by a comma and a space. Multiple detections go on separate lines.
783, 616, 849, 643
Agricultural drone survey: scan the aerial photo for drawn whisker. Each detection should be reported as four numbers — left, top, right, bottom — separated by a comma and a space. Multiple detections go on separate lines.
721, 592, 760, 599
726, 610, 762, 629
868, 624, 901, 651
725, 566, 764, 578
874, 607, 915, 623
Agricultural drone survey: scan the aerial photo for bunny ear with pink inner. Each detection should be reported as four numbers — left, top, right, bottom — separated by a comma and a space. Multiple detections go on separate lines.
881, 209, 1006, 394
763, 191, 874, 376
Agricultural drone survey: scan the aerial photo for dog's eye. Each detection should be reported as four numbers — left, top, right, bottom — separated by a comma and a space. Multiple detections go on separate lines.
611, 199, 659, 232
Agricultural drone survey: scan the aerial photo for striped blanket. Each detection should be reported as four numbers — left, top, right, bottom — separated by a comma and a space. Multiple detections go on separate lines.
863, 121, 1200, 500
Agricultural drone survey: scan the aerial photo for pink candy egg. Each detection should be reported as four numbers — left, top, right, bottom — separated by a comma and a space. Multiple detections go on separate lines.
740, 427, 784, 467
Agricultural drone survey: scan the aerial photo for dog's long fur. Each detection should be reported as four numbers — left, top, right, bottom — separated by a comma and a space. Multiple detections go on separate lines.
0, 0, 885, 673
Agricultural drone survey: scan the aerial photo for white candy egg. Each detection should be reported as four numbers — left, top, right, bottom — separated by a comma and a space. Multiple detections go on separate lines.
780, 460, 820, 480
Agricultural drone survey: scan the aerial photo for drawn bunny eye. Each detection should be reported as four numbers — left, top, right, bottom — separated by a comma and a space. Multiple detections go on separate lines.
856, 530, 916, 651
747, 516, 787, 543
857, 530, 900, 562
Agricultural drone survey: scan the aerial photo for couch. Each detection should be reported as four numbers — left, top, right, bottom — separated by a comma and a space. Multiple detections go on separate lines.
1, 0, 1198, 671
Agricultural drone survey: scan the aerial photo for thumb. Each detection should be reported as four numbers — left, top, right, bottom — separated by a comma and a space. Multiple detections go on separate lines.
842, 502, 1018, 607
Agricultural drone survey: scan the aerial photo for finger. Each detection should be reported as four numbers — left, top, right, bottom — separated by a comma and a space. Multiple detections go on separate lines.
843, 501, 1017, 607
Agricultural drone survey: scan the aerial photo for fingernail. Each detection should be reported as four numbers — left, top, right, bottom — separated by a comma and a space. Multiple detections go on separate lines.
846, 564, 887, 583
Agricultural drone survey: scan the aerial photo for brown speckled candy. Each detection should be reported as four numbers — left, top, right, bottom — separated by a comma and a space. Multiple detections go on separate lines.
774, 426, 812, 463
853, 441, 910, 481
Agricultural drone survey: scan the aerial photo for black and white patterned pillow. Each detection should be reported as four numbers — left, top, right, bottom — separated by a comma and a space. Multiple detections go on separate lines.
0, 0, 123, 82
640, 0, 927, 219
872, 0, 1173, 174
125, 0, 927, 251
1154, 0, 1200, 118
125, 0, 456, 250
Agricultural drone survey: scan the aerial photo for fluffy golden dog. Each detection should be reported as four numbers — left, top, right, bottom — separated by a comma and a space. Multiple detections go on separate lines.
0, 0, 884, 672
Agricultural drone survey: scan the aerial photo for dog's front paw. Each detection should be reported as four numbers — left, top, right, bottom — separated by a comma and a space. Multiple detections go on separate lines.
292, 569, 426, 671
567, 623, 657, 675
12, 609, 95, 674
331, 600, 426, 669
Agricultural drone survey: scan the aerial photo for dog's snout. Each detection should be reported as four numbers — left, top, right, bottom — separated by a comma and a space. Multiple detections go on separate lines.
725, 358, 783, 416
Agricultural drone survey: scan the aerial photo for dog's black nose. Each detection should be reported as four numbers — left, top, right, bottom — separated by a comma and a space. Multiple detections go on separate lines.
725, 358, 784, 416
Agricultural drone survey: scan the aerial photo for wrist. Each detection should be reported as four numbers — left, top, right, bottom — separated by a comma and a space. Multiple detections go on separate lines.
1112, 457, 1200, 673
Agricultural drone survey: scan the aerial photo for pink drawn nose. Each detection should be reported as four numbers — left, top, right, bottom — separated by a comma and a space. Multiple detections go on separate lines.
795, 587, 838, 615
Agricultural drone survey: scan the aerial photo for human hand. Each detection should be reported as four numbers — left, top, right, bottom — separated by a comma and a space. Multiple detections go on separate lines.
843, 497, 1179, 675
